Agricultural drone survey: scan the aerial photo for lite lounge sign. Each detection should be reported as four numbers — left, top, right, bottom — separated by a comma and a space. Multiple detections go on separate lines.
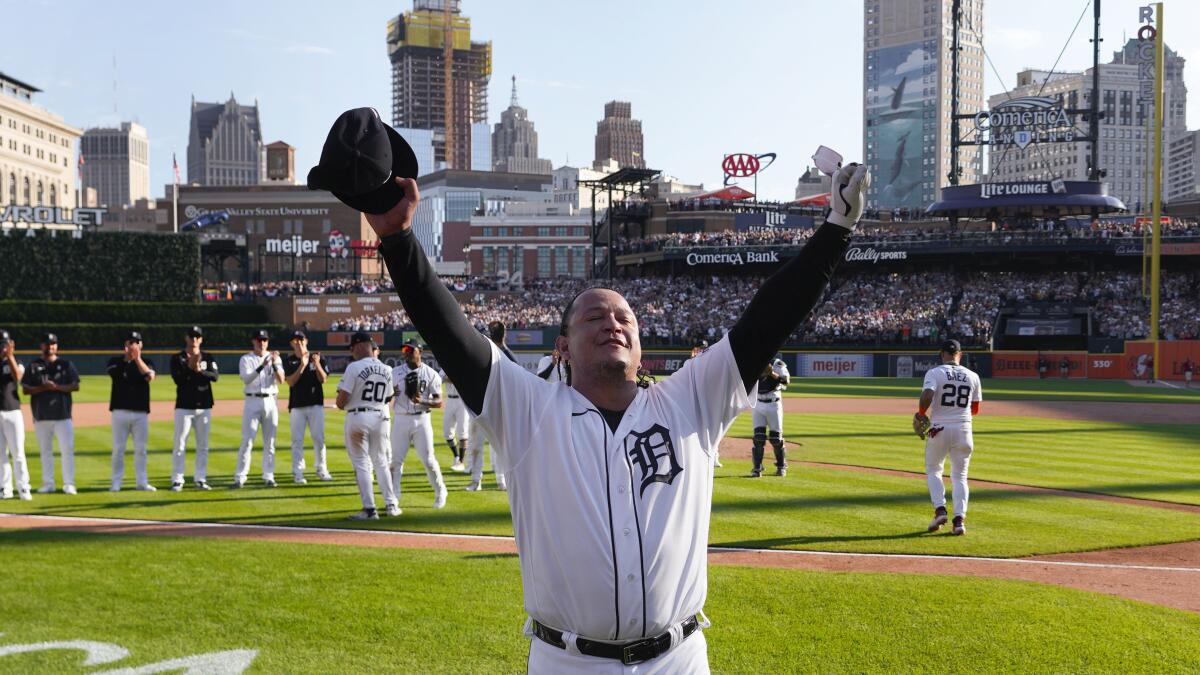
979, 180, 1067, 198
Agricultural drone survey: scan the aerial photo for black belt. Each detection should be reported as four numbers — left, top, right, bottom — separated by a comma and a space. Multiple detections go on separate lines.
399, 411, 429, 415
446, 394, 460, 399
245, 393, 273, 398
757, 397, 780, 403
347, 408, 382, 414
531, 616, 699, 666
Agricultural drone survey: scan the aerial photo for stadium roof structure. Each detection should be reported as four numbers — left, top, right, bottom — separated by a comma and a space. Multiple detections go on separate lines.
577, 166, 660, 190
927, 181, 1126, 218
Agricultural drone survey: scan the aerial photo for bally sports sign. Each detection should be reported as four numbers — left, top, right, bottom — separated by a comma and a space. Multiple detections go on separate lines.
844, 247, 908, 263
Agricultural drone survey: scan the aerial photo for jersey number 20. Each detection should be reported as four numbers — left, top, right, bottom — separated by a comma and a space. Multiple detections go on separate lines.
362, 381, 388, 403
940, 384, 970, 408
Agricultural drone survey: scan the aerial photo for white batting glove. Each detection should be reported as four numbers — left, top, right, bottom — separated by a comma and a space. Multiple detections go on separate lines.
827, 163, 871, 229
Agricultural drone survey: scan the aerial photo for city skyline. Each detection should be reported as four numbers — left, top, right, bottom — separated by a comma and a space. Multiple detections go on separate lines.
5, 0, 1199, 203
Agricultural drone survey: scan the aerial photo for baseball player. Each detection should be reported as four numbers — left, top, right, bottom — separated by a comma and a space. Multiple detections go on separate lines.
337, 331, 400, 519
1037, 353, 1048, 379
283, 330, 332, 484
169, 326, 218, 491
22, 333, 80, 495
390, 339, 448, 509
913, 339, 983, 536
108, 331, 156, 492
440, 368, 468, 471
535, 349, 568, 384
345, 156, 868, 670
750, 354, 790, 478
0, 329, 32, 501
688, 340, 722, 468
233, 329, 285, 488
1059, 355, 1070, 379
1146, 355, 1155, 384
1184, 358, 1194, 388
463, 325, 516, 492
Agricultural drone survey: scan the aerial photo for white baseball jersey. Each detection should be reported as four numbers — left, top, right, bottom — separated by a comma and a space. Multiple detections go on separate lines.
239, 353, 284, 395
536, 354, 568, 384
922, 363, 982, 428
475, 334, 753, 641
339, 357, 394, 412
440, 369, 459, 398
391, 362, 441, 415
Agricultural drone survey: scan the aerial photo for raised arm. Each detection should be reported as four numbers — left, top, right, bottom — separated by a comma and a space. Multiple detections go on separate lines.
727, 164, 868, 391
369, 178, 492, 415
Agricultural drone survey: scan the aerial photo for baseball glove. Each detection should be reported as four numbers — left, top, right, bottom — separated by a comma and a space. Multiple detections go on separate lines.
912, 413, 931, 440
404, 371, 420, 399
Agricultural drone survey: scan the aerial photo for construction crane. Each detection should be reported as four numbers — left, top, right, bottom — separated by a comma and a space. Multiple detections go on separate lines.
442, 0, 454, 169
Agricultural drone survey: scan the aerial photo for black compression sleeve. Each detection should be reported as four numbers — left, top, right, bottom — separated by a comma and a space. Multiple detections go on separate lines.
728, 223, 852, 391
378, 229, 492, 414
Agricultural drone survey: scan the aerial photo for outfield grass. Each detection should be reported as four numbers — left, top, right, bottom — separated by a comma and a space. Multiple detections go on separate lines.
5, 412, 1200, 557
1, 530, 1198, 674
727, 414, 1200, 506
783, 377, 1200, 403
69, 375, 346, 404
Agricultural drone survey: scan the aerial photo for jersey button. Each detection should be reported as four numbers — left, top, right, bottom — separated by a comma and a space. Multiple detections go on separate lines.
627, 574, 635, 582
617, 486, 626, 494
623, 528, 630, 536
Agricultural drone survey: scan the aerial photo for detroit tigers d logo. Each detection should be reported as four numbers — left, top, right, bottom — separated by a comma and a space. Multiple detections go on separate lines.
626, 424, 683, 496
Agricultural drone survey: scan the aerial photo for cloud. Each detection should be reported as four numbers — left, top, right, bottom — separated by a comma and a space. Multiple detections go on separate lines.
895, 48, 928, 76
285, 44, 335, 56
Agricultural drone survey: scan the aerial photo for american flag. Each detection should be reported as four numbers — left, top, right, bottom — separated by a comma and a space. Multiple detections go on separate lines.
77, 154, 85, 178
172, 153, 181, 185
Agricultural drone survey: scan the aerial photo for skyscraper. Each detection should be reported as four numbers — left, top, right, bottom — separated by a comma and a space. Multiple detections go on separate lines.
80, 122, 150, 208
492, 76, 552, 175
187, 94, 263, 186
594, 101, 645, 170
387, 0, 492, 171
863, 0, 985, 210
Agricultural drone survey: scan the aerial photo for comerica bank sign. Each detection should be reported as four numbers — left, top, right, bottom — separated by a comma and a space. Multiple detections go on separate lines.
973, 96, 1078, 149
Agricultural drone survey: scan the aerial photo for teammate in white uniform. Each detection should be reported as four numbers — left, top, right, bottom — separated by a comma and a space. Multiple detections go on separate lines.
440, 368, 468, 471
750, 355, 790, 477
535, 349, 568, 384
390, 340, 447, 509
233, 330, 284, 488
915, 339, 983, 536
342, 156, 868, 671
337, 331, 399, 519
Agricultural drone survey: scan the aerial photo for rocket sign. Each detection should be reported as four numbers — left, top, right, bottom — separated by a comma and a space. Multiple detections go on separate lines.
723, 153, 777, 185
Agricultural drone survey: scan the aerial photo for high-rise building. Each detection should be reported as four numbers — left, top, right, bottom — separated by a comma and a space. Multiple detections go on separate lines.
0, 72, 81, 220
987, 40, 1188, 212
492, 76, 552, 175
187, 94, 264, 186
264, 141, 296, 185
594, 101, 645, 170
1166, 130, 1199, 204
80, 122, 150, 208
387, 0, 492, 171
794, 166, 831, 201
863, 0, 985, 211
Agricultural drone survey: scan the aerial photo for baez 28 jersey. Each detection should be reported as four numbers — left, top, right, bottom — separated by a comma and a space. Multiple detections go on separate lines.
922, 364, 982, 427
338, 357, 394, 412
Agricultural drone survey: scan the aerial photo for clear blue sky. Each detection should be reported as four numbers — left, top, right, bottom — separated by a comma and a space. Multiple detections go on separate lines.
4, 0, 1197, 201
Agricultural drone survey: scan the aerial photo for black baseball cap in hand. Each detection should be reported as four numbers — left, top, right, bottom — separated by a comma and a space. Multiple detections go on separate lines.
307, 107, 419, 214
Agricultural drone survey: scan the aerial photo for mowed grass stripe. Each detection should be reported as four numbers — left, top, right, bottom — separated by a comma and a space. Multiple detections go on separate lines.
784, 377, 1200, 403
8, 414, 1200, 557
735, 414, 1200, 505
2, 530, 1199, 673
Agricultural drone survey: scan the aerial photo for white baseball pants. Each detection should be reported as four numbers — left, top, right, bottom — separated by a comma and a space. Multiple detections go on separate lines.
35, 419, 75, 490
235, 396, 278, 481
111, 409, 150, 489
527, 625, 708, 674
751, 399, 783, 433
172, 409, 212, 483
925, 425, 974, 518
442, 397, 469, 441
289, 405, 327, 480
466, 419, 504, 488
344, 410, 396, 510
391, 412, 446, 502
0, 409, 29, 496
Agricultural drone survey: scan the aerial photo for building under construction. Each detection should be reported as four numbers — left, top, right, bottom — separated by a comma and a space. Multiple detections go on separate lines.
387, 0, 492, 171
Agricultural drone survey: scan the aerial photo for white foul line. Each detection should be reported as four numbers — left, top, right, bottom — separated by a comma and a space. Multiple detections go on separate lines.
4, 513, 1199, 574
